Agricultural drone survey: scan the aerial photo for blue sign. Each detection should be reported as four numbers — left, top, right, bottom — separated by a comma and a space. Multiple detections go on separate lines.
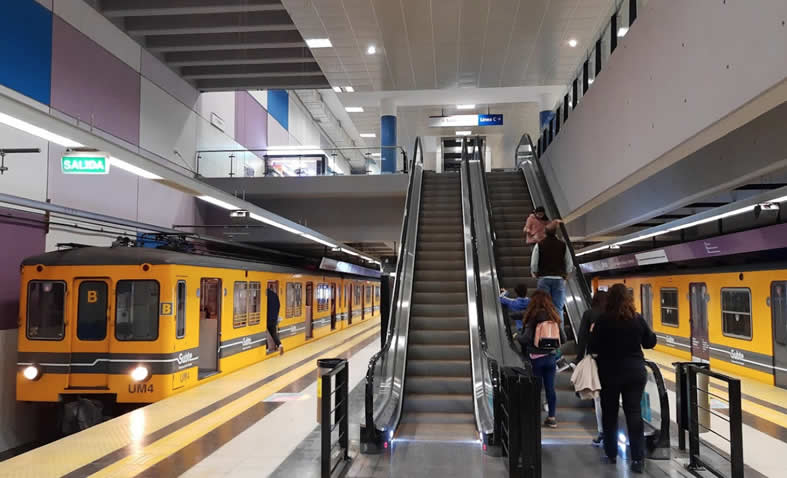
478, 114, 503, 126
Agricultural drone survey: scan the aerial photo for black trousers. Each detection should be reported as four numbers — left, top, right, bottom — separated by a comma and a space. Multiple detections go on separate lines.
267, 320, 281, 348
599, 365, 647, 461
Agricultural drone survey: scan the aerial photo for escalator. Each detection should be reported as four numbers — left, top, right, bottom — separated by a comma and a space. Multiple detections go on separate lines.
399, 172, 475, 439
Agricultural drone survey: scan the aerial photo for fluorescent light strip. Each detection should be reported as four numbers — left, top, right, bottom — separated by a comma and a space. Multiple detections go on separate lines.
617, 27, 629, 37
249, 212, 304, 236
360, 133, 376, 138
457, 104, 475, 110
110, 157, 162, 179
305, 38, 332, 48
344, 86, 354, 92
340, 247, 360, 257
345, 107, 364, 113
613, 231, 669, 247
332, 86, 342, 93
198, 195, 240, 211
302, 233, 336, 249
0, 112, 84, 148
576, 245, 610, 257
667, 206, 753, 233
456, 131, 472, 136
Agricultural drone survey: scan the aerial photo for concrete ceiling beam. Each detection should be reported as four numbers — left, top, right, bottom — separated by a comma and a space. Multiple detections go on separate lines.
125, 11, 295, 36
102, 0, 284, 17
195, 76, 330, 91
145, 30, 305, 52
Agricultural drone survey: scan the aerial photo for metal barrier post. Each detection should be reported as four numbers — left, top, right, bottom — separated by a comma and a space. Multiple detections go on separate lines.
318, 358, 351, 478
686, 365, 703, 472
728, 379, 744, 478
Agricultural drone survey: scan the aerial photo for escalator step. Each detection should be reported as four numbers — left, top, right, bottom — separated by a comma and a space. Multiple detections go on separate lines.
411, 304, 467, 317
412, 292, 467, 304
406, 360, 471, 377
410, 316, 468, 331
402, 393, 474, 413
408, 330, 470, 346
407, 345, 470, 361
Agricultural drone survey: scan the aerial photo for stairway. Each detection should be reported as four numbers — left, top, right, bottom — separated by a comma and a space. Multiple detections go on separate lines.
399, 171, 475, 440
486, 171, 537, 292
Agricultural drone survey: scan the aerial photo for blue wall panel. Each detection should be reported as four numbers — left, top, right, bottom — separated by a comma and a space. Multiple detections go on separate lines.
0, 0, 52, 105
267, 89, 289, 130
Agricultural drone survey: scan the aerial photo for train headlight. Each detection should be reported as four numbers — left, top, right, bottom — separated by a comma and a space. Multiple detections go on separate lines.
130, 366, 150, 382
23, 365, 41, 381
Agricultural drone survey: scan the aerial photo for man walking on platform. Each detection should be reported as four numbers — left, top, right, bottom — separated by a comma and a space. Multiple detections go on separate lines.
530, 222, 573, 325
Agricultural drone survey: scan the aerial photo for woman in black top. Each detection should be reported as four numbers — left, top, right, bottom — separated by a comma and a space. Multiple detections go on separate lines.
589, 284, 657, 474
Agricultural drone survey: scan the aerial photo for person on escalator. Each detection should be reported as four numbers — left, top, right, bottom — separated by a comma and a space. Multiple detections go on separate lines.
523, 206, 549, 244
589, 284, 657, 474
515, 290, 566, 428
531, 222, 573, 326
575, 290, 608, 446
499, 284, 530, 331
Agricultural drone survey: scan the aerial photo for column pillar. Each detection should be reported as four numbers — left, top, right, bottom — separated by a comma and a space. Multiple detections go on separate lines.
380, 98, 397, 173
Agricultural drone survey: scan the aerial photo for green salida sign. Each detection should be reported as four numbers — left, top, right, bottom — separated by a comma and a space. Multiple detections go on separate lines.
61, 155, 110, 174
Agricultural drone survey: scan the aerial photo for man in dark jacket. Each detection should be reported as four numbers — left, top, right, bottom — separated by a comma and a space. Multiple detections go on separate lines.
267, 286, 283, 355
531, 222, 574, 325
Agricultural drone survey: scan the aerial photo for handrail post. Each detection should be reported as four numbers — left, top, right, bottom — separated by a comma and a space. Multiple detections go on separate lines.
686, 365, 702, 472
320, 363, 333, 477
319, 358, 350, 478
728, 379, 744, 478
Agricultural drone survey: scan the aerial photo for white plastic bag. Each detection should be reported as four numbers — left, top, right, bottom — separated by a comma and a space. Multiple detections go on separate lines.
570, 354, 601, 400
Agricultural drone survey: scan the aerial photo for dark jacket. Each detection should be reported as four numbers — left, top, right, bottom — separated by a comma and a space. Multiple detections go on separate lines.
536, 235, 568, 278
266, 288, 280, 327
517, 310, 568, 355
575, 307, 603, 362
589, 313, 657, 373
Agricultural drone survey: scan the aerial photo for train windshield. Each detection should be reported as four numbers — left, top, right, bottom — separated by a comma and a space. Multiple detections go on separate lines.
115, 280, 160, 341
27, 281, 66, 340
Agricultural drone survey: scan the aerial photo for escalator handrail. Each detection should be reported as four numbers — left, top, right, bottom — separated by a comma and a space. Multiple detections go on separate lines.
643, 360, 671, 450
364, 136, 423, 440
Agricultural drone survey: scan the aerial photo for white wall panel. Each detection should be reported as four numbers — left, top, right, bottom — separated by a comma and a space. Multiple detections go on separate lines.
268, 116, 289, 147
140, 50, 199, 109
140, 79, 198, 169
137, 180, 198, 228
0, 125, 48, 202
53, 0, 141, 71
45, 227, 117, 251
197, 92, 236, 140
541, 0, 787, 218
249, 90, 268, 109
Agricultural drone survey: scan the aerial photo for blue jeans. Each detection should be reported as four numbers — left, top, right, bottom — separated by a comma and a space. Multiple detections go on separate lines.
537, 277, 566, 324
532, 354, 557, 417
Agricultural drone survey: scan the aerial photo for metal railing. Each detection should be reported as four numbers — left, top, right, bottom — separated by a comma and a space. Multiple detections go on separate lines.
318, 358, 351, 478
498, 366, 542, 478
361, 137, 424, 452
195, 146, 408, 178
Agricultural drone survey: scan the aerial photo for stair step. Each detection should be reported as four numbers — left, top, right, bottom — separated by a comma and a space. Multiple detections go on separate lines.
410, 316, 468, 331
413, 291, 466, 305
413, 280, 465, 293
402, 393, 474, 413
408, 330, 470, 346
414, 259, 464, 271
413, 269, 464, 281
407, 345, 470, 361
418, 233, 463, 242
411, 304, 467, 317
419, 217, 463, 226
406, 360, 471, 377
417, 250, 465, 261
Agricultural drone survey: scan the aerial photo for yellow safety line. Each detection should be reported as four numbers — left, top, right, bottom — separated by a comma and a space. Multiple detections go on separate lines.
88, 324, 379, 478
645, 350, 787, 429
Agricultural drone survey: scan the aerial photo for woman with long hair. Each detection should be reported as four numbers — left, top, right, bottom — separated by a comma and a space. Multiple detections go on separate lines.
516, 290, 566, 428
575, 290, 608, 445
523, 206, 549, 244
590, 284, 657, 474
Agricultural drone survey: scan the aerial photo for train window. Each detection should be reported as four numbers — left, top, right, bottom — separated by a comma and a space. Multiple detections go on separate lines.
233, 282, 248, 328
375, 286, 380, 301
26, 281, 66, 340
77, 281, 108, 341
721, 288, 752, 340
317, 283, 330, 312
354, 284, 361, 305
365, 285, 372, 303
345, 284, 349, 307
660, 288, 679, 327
116, 280, 160, 341
176, 281, 186, 338
248, 282, 262, 326
286, 282, 303, 318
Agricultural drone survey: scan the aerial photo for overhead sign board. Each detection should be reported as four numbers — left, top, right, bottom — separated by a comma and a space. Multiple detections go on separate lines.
428, 114, 504, 128
61, 153, 110, 175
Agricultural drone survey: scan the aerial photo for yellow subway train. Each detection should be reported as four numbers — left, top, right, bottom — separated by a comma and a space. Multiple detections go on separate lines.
17, 246, 380, 406
594, 267, 787, 389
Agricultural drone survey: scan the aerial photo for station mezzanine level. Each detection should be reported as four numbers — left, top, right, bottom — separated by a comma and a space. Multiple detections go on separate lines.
0, 0, 786, 477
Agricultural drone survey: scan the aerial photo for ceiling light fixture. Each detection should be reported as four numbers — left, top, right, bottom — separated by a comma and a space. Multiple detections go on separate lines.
360, 133, 376, 138
110, 157, 162, 180
0, 112, 84, 148
456, 131, 472, 136
345, 107, 364, 113
617, 27, 629, 37
249, 212, 304, 236
344, 86, 355, 92
198, 195, 241, 211
301, 233, 337, 249
456, 104, 475, 110
568, 38, 578, 47
370, 153, 381, 157
588, 77, 595, 85
305, 38, 332, 48
332, 86, 342, 93
367, 45, 377, 55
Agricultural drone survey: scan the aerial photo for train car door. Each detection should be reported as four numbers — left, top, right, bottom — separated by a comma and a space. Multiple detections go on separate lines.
305, 282, 314, 339
330, 283, 337, 330
771, 282, 787, 388
267, 281, 279, 353
641, 284, 653, 328
689, 283, 710, 362
347, 284, 353, 325
198, 278, 221, 378
71, 278, 111, 388
361, 285, 366, 321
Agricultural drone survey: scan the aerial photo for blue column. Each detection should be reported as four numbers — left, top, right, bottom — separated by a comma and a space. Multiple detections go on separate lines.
381, 115, 397, 173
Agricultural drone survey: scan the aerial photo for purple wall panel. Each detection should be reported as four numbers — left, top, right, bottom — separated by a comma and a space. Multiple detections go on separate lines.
51, 17, 140, 145
0, 209, 46, 330
234, 91, 268, 151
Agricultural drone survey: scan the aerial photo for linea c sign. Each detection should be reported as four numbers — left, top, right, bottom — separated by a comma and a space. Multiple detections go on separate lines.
428, 114, 504, 128
61, 153, 110, 175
